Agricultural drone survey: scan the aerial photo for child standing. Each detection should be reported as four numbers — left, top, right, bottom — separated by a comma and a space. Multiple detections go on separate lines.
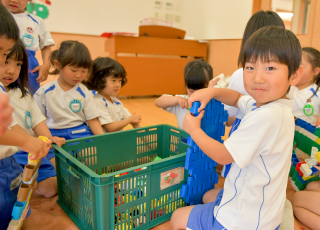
1, 0, 55, 93
0, 40, 65, 197
292, 47, 320, 126
34, 41, 104, 150
155, 59, 214, 129
83, 57, 141, 132
171, 26, 302, 230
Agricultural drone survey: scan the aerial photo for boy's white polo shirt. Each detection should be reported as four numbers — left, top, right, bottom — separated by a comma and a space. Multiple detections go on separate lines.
94, 94, 131, 132
292, 84, 320, 125
34, 80, 100, 129
162, 94, 189, 129
216, 96, 294, 230
8, 88, 45, 137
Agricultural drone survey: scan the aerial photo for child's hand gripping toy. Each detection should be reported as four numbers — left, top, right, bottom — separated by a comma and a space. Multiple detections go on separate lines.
7, 136, 48, 230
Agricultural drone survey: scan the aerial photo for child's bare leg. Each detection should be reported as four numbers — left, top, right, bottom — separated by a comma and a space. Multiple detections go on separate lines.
49, 157, 56, 170
292, 189, 320, 230
171, 206, 194, 230
34, 177, 58, 198
202, 188, 222, 204
305, 181, 320, 192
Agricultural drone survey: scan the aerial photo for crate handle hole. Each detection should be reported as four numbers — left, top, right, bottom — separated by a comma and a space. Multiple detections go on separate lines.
148, 128, 157, 131
137, 130, 146, 133
85, 139, 96, 143
68, 142, 81, 146
170, 129, 180, 134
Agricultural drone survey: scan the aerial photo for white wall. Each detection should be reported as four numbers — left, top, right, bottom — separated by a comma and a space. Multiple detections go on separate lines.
35, 0, 253, 40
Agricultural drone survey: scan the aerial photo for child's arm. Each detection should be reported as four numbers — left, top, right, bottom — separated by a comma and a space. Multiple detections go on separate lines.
155, 95, 188, 109
87, 118, 104, 135
0, 127, 52, 160
103, 113, 141, 132
31, 46, 52, 83
188, 88, 243, 113
32, 121, 66, 147
0, 93, 13, 135
183, 111, 234, 165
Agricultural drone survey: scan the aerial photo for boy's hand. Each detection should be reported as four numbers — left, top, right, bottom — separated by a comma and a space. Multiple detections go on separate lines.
315, 116, 320, 127
33, 64, 49, 83
177, 97, 188, 109
50, 136, 66, 147
21, 136, 52, 160
130, 113, 142, 124
188, 88, 214, 113
0, 93, 13, 135
183, 110, 204, 134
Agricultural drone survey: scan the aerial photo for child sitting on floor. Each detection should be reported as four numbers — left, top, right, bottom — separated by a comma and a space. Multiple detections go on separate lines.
171, 26, 303, 230
155, 59, 215, 129
83, 57, 141, 132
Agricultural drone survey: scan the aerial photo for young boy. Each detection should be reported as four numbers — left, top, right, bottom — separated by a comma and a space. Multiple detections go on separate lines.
171, 26, 303, 230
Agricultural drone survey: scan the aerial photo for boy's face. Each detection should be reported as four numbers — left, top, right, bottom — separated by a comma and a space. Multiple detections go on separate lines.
1, 0, 30, 14
101, 76, 122, 98
243, 58, 300, 107
0, 36, 15, 66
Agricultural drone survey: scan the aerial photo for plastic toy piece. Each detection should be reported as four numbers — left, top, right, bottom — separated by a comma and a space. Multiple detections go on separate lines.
181, 98, 226, 205
7, 136, 48, 230
213, 73, 231, 89
153, 156, 162, 161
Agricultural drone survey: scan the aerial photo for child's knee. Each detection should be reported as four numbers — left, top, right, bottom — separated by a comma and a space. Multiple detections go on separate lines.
170, 209, 180, 230
306, 181, 320, 191
36, 177, 57, 198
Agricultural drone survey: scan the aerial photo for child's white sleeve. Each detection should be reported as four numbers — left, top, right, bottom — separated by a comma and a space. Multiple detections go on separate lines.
38, 17, 55, 49
121, 106, 131, 119
83, 90, 101, 121
95, 99, 114, 125
224, 109, 279, 168
29, 95, 46, 128
33, 89, 47, 117
237, 95, 256, 115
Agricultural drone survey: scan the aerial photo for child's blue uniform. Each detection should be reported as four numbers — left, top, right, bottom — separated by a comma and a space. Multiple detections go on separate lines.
8, 88, 56, 182
12, 11, 55, 93
34, 80, 101, 159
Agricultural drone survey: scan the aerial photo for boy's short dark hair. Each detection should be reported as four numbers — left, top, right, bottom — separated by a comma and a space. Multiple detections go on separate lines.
239, 26, 301, 79
83, 57, 127, 91
238, 10, 284, 66
49, 40, 92, 75
184, 59, 213, 90
0, 3, 19, 40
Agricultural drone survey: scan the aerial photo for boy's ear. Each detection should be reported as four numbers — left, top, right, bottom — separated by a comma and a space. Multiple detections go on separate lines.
53, 60, 60, 71
290, 65, 303, 86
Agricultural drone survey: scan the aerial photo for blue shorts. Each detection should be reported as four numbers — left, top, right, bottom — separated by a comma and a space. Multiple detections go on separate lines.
0, 156, 23, 230
13, 151, 56, 182
221, 118, 241, 178
187, 189, 225, 230
47, 123, 94, 160
26, 49, 40, 94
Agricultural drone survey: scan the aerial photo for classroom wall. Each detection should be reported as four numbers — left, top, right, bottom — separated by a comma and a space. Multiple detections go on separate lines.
33, 0, 252, 40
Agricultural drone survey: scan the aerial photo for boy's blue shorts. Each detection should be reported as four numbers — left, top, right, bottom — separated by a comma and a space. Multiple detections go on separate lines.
26, 49, 40, 94
47, 123, 94, 160
13, 151, 56, 182
187, 189, 226, 230
0, 156, 23, 230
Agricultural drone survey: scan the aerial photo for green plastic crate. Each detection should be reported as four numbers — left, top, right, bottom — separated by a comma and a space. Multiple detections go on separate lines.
53, 125, 190, 230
